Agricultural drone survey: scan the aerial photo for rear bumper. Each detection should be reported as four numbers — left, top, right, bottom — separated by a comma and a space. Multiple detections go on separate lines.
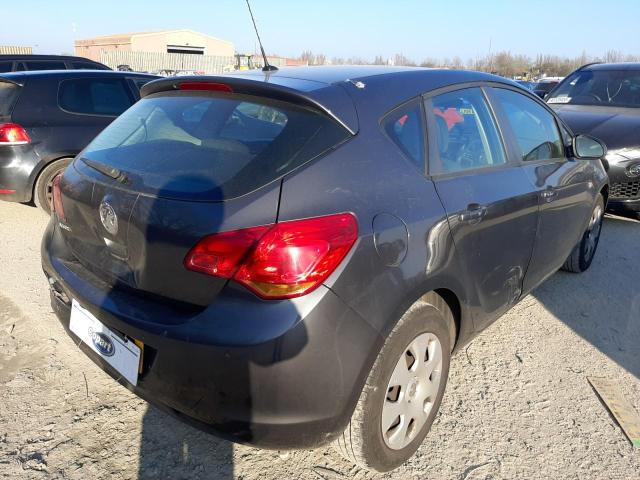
42, 218, 382, 449
0, 145, 38, 203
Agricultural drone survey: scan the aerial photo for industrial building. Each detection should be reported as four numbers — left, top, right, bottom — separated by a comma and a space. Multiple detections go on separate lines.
74, 29, 235, 62
0, 45, 33, 55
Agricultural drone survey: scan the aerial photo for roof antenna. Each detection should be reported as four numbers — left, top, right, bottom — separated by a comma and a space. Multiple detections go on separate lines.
245, 0, 278, 72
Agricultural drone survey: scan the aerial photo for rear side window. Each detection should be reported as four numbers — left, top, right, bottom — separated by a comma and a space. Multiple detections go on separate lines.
491, 88, 564, 162
24, 61, 67, 70
71, 61, 107, 70
59, 78, 133, 116
0, 82, 21, 116
384, 102, 425, 171
80, 92, 351, 200
0, 62, 13, 73
429, 87, 506, 174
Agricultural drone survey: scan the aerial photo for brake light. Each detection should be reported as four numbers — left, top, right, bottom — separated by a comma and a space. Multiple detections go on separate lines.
52, 174, 66, 222
178, 82, 233, 93
184, 213, 358, 299
184, 225, 271, 278
0, 123, 30, 145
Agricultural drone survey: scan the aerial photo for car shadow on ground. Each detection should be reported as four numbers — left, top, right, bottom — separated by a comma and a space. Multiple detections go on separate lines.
138, 406, 235, 479
131, 176, 308, 479
532, 214, 640, 380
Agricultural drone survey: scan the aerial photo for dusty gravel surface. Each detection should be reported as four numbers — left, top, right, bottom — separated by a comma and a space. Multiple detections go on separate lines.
1, 201, 639, 480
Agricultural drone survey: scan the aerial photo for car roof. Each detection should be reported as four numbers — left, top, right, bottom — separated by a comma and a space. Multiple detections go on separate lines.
231, 65, 420, 84
582, 62, 640, 71
0, 70, 158, 82
227, 65, 514, 90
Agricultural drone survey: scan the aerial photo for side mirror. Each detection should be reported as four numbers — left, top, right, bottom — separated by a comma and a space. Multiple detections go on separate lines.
573, 134, 606, 160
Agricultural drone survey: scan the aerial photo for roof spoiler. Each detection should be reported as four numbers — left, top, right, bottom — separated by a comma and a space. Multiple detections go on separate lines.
140, 76, 357, 135
577, 62, 602, 71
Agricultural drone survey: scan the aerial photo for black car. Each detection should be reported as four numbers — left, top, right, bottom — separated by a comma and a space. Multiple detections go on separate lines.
0, 54, 110, 73
532, 79, 560, 99
0, 70, 158, 213
42, 67, 608, 472
516, 80, 535, 91
548, 63, 640, 217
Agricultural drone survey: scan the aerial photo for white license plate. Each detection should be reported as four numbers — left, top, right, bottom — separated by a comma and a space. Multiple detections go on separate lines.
69, 299, 141, 386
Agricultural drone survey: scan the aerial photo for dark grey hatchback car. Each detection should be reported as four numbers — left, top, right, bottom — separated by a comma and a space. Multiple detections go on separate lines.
42, 67, 608, 472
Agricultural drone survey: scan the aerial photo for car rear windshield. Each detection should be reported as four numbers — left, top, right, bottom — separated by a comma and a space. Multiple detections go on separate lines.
0, 81, 21, 117
79, 91, 351, 200
547, 69, 640, 107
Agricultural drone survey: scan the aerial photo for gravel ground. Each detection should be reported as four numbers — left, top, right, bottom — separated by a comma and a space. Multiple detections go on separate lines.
0, 201, 639, 480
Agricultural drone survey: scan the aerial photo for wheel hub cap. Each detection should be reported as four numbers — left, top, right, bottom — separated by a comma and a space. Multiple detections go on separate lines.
381, 332, 443, 450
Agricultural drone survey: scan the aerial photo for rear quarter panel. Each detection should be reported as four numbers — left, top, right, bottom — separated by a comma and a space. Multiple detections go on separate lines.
278, 114, 473, 347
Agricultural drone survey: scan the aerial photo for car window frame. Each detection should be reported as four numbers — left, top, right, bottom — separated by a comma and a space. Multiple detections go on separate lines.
126, 76, 156, 100
422, 82, 513, 179
0, 61, 14, 73
57, 76, 136, 118
485, 84, 570, 167
24, 60, 68, 71
379, 96, 428, 175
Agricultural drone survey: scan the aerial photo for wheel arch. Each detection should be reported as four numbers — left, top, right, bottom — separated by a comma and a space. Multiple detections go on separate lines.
600, 184, 609, 208
434, 288, 462, 349
29, 154, 76, 202
381, 283, 468, 354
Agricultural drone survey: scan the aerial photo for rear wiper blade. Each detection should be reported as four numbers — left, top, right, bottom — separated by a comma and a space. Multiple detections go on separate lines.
81, 158, 129, 184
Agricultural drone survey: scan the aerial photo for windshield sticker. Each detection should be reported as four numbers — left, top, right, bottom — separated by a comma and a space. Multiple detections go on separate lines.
548, 96, 571, 104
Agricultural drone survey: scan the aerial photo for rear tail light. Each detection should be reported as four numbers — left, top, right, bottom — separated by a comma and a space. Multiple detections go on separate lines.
184, 213, 358, 299
52, 174, 66, 222
0, 123, 30, 145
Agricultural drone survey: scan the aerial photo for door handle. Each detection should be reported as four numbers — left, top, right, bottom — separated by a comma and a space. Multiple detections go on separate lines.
541, 189, 557, 202
459, 204, 487, 225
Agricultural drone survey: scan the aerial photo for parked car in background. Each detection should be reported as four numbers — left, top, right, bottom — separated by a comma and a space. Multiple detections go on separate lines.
0, 54, 110, 73
42, 67, 608, 473
152, 69, 205, 77
0, 70, 158, 213
532, 77, 563, 98
516, 80, 535, 91
547, 63, 640, 218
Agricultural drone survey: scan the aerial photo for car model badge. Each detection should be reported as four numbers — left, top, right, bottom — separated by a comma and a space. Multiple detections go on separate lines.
99, 201, 118, 236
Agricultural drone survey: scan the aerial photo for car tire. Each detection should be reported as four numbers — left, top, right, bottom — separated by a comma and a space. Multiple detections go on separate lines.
334, 292, 454, 472
34, 158, 72, 215
562, 194, 604, 273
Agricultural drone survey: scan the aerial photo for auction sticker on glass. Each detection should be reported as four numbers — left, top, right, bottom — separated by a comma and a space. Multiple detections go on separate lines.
69, 300, 141, 386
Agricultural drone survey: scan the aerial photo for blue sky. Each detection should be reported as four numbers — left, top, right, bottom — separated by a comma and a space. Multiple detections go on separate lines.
4, 0, 640, 61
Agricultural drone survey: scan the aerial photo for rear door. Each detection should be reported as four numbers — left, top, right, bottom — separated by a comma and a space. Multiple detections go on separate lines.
487, 86, 593, 293
426, 86, 539, 329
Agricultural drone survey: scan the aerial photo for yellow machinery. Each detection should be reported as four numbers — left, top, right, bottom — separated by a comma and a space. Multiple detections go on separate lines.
235, 53, 256, 71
